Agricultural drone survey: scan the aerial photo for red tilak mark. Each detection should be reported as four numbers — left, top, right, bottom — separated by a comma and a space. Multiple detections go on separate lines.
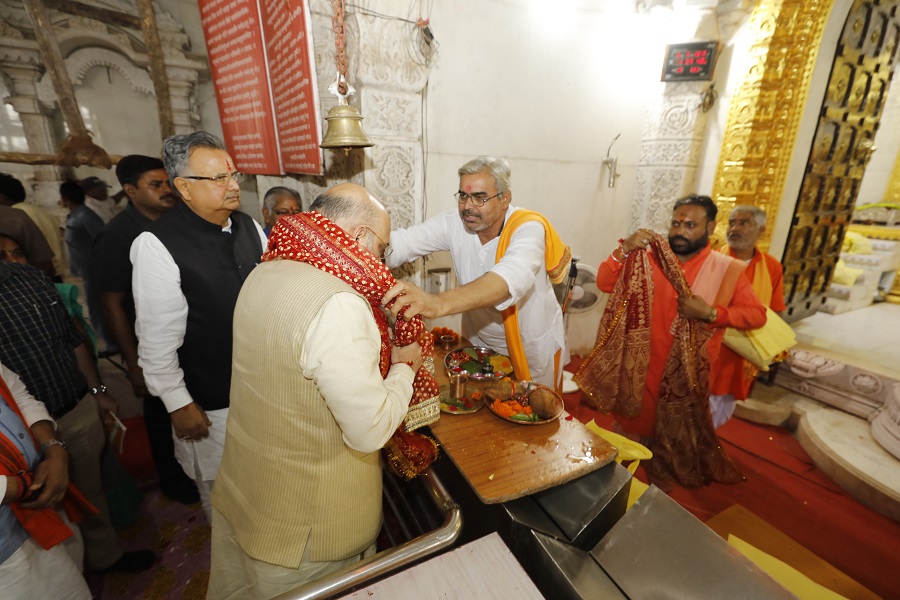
464, 184, 472, 192
226, 159, 234, 171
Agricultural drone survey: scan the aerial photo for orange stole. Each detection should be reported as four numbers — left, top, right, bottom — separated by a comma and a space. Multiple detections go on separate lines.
495, 210, 571, 385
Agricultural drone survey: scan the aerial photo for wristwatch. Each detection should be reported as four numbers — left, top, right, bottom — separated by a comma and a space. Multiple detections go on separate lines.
40, 438, 68, 456
89, 384, 108, 395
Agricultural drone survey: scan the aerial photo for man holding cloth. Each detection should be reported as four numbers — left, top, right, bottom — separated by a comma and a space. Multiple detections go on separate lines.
576, 195, 766, 488
709, 205, 786, 428
384, 156, 570, 389
209, 184, 424, 597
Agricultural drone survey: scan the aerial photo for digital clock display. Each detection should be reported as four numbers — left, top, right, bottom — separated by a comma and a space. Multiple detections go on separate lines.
661, 41, 718, 82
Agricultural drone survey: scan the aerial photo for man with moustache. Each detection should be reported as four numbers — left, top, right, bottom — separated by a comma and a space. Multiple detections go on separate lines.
576, 195, 765, 488
709, 205, 786, 428
130, 133, 266, 518
93, 155, 198, 505
260, 186, 302, 236
383, 156, 570, 389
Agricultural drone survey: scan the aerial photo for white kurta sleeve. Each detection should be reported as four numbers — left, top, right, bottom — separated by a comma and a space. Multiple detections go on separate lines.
130, 232, 194, 413
385, 210, 457, 268
301, 292, 414, 453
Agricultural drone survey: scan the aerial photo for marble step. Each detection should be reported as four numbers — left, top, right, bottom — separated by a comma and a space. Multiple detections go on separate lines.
797, 407, 900, 523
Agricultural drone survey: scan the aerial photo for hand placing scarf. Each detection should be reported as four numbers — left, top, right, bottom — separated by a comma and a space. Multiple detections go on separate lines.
265, 212, 439, 479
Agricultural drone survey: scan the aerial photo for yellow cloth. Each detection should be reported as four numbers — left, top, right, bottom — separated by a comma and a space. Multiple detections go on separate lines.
585, 420, 652, 510
495, 210, 571, 383
723, 306, 795, 371
841, 231, 872, 254
727, 535, 849, 600
832, 258, 863, 286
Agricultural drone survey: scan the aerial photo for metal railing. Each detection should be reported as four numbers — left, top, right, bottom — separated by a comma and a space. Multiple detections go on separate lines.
273, 468, 461, 599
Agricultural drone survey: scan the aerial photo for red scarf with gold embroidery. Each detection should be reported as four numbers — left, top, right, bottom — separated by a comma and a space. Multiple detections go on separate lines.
264, 211, 439, 478
576, 233, 743, 488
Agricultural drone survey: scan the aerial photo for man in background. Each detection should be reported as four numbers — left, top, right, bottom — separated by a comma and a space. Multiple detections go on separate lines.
577, 195, 766, 488
93, 155, 198, 505
0, 261, 154, 573
131, 131, 266, 518
0, 173, 65, 278
709, 205, 786, 428
383, 156, 569, 389
61, 180, 109, 351
0, 174, 56, 279
79, 176, 117, 224
209, 183, 421, 598
261, 186, 302, 236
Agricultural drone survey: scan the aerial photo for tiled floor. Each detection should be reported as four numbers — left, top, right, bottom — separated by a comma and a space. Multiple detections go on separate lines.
789, 301, 900, 377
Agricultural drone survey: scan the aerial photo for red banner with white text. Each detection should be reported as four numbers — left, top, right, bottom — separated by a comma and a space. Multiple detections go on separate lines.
198, 0, 322, 175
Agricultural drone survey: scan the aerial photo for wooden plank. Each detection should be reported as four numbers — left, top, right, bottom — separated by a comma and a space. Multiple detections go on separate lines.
706, 504, 880, 600
429, 343, 616, 504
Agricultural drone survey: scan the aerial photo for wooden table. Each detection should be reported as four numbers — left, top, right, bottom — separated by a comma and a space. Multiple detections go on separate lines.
427, 344, 617, 504
706, 505, 880, 600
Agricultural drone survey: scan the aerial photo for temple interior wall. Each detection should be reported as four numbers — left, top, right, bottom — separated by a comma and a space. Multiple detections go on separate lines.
3, 0, 896, 268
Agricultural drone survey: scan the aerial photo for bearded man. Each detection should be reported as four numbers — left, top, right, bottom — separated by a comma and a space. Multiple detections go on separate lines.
576, 195, 766, 488
383, 156, 570, 390
208, 183, 436, 598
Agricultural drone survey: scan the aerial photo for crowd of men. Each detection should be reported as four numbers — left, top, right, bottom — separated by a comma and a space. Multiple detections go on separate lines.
0, 130, 784, 598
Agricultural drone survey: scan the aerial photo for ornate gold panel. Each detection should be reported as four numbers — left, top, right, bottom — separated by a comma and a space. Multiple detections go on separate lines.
781, 0, 900, 320
711, 0, 835, 247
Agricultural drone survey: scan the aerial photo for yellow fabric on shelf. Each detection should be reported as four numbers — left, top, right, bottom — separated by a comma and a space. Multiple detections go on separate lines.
841, 231, 872, 255
723, 306, 796, 371
832, 258, 863, 286
586, 420, 651, 509
727, 535, 849, 600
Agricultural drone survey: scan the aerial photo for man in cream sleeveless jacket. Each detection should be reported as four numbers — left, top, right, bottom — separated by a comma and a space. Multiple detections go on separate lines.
208, 184, 423, 599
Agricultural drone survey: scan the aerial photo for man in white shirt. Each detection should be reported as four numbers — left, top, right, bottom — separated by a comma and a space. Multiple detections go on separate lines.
130, 131, 266, 519
384, 156, 568, 388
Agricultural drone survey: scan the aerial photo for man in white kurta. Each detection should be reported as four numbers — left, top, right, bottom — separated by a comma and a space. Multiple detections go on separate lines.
385, 156, 567, 388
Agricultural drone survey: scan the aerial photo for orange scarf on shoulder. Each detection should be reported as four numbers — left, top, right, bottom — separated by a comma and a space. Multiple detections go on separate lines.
495, 210, 571, 384
0, 377, 96, 549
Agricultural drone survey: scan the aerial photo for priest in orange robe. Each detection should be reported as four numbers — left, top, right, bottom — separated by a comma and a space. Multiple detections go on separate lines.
576, 195, 765, 488
709, 206, 786, 427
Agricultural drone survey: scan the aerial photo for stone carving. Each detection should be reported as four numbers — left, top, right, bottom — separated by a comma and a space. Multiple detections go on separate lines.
851, 372, 883, 396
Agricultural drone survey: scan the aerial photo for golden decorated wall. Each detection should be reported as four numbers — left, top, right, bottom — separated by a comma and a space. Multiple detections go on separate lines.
711, 0, 835, 253
782, 0, 900, 320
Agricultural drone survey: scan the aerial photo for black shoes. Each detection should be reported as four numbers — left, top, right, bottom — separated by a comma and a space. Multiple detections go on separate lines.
160, 480, 201, 505
96, 549, 156, 573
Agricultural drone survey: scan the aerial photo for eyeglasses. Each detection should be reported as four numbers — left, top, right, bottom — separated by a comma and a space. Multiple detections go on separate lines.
273, 208, 303, 216
358, 226, 393, 261
182, 172, 245, 187
454, 191, 502, 207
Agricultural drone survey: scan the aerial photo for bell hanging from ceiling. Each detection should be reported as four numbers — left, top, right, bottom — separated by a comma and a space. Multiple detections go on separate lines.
320, 97, 373, 155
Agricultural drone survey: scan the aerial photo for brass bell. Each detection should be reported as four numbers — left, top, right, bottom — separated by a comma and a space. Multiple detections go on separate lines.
320, 100, 373, 154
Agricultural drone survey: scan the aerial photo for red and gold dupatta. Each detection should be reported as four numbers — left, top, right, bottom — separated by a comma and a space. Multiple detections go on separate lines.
575, 233, 743, 488
265, 212, 439, 478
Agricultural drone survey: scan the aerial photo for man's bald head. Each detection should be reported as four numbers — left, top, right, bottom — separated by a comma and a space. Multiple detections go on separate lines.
310, 183, 391, 261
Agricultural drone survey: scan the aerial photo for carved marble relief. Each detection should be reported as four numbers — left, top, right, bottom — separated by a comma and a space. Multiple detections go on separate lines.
0, 0, 204, 207
631, 83, 707, 233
